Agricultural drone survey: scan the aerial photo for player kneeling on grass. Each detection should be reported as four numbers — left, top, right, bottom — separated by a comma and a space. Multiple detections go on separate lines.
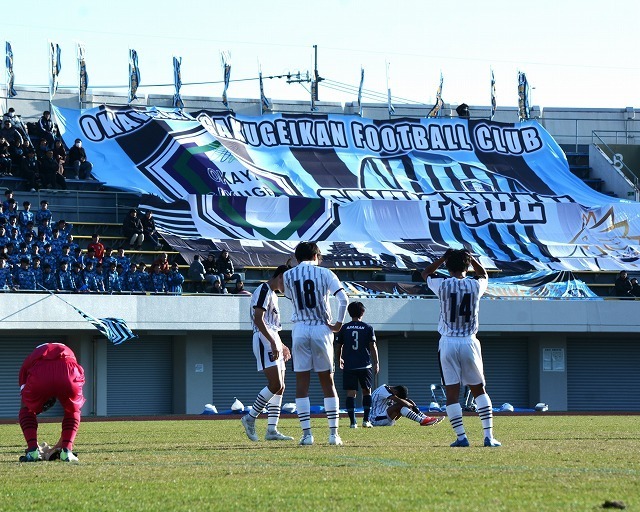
241, 265, 294, 442
18, 343, 85, 463
368, 384, 443, 427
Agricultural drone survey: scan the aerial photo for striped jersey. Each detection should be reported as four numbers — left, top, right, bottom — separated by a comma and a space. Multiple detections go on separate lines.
336, 321, 376, 370
250, 282, 281, 333
283, 262, 344, 325
369, 384, 394, 420
427, 275, 488, 336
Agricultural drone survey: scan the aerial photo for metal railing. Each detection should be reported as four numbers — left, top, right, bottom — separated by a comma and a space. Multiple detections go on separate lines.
591, 131, 640, 201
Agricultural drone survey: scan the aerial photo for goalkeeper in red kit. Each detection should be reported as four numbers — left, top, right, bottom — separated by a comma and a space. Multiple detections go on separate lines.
18, 343, 86, 462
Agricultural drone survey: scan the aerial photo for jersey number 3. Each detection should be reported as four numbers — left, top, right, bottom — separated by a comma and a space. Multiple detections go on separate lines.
449, 292, 472, 323
294, 279, 317, 309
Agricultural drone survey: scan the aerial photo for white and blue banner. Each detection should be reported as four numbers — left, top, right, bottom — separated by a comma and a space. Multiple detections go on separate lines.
128, 49, 140, 103
52, 105, 640, 271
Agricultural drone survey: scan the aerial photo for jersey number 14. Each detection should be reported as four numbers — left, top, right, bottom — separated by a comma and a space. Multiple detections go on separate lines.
449, 292, 472, 323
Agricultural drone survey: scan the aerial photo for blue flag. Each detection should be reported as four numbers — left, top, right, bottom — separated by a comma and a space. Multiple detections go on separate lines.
129, 49, 140, 103
173, 56, 183, 109
6, 41, 16, 98
72, 304, 137, 345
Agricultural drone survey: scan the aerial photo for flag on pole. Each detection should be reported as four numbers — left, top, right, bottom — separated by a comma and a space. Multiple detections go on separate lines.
221, 51, 231, 108
517, 71, 530, 121
77, 43, 88, 105
128, 49, 140, 103
490, 68, 497, 121
173, 56, 183, 109
6, 42, 16, 98
386, 61, 395, 116
427, 72, 444, 118
259, 70, 271, 114
49, 42, 61, 101
357, 67, 364, 116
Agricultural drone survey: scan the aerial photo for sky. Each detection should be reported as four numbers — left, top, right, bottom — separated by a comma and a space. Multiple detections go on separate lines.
3, 0, 640, 111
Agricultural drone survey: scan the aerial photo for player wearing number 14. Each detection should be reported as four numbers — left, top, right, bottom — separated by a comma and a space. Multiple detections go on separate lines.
283, 242, 349, 446
422, 248, 501, 448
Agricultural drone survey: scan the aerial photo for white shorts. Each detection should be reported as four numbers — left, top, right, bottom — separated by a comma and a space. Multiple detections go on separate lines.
291, 323, 334, 373
438, 335, 485, 387
253, 331, 286, 372
370, 415, 396, 427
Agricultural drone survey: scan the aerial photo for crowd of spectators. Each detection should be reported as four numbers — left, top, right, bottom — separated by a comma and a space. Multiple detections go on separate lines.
613, 270, 640, 298
0, 108, 93, 190
187, 250, 243, 293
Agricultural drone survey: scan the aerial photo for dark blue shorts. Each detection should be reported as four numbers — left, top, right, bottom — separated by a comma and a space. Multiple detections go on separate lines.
342, 367, 373, 391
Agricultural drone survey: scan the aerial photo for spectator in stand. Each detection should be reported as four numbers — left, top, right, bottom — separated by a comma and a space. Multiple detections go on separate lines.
15, 257, 36, 290
102, 248, 116, 269
41, 263, 57, 290
203, 253, 220, 288
84, 247, 100, 269
149, 263, 168, 293
34, 231, 47, 255
41, 149, 67, 190
614, 270, 633, 297
41, 244, 57, 272
230, 280, 251, 296
631, 277, 640, 297
83, 261, 102, 292
17, 242, 31, 264
5, 199, 18, 220
126, 263, 145, 293
20, 149, 42, 192
23, 231, 36, 252
38, 110, 55, 148
122, 209, 144, 249
9, 138, 25, 169
115, 247, 131, 274
0, 138, 13, 175
152, 252, 170, 274
188, 254, 206, 293
167, 261, 184, 295
53, 139, 66, 168
216, 249, 242, 286
57, 260, 74, 292
3, 189, 14, 211
39, 218, 53, 241
9, 226, 22, 247
0, 118, 23, 146
35, 200, 52, 227
115, 264, 128, 291
6, 242, 19, 268
36, 138, 49, 161
66, 234, 79, 255
4, 108, 28, 139
0, 256, 14, 290
141, 211, 163, 249
133, 262, 149, 292
70, 262, 87, 292
32, 257, 43, 289
67, 138, 93, 179
0, 225, 9, 247
211, 279, 228, 294
104, 261, 121, 293
50, 229, 65, 260
18, 201, 34, 231
87, 234, 105, 263
57, 245, 73, 270
94, 263, 106, 292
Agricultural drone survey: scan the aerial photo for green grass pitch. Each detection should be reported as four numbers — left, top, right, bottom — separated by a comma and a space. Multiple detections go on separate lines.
0, 415, 637, 511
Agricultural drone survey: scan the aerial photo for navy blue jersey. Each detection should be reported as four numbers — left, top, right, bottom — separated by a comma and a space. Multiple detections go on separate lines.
336, 320, 376, 370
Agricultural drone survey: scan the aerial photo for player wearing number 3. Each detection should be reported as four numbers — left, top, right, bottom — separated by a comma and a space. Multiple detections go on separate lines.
283, 242, 349, 446
422, 248, 501, 448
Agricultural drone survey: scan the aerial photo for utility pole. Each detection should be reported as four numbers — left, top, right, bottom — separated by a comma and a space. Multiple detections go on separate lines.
311, 44, 323, 102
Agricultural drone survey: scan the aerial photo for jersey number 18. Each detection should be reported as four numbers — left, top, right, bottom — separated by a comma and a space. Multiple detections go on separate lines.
294, 279, 317, 309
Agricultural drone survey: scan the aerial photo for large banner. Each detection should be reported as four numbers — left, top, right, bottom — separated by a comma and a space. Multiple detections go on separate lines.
53, 105, 640, 271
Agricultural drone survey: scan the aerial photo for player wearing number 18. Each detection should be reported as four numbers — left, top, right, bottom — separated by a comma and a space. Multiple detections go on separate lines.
283, 242, 349, 446
421, 248, 501, 448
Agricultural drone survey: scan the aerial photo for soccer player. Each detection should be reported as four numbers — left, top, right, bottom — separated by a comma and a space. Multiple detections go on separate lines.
368, 384, 443, 427
18, 343, 86, 462
335, 301, 379, 428
283, 241, 349, 446
422, 248, 501, 447
241, 265, 294, 442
